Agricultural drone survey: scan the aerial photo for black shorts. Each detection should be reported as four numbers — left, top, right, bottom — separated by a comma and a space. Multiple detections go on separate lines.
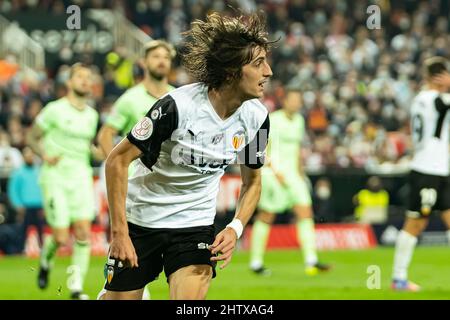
104, 222, 217, 292
407, 170, 450, 218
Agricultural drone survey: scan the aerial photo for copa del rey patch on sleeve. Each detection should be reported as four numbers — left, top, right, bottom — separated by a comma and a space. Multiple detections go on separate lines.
132, 117, 154, 140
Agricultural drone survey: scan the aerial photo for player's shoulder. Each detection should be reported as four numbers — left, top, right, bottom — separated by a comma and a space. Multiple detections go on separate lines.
240, 98, 269, 129
166, 82, 204, 103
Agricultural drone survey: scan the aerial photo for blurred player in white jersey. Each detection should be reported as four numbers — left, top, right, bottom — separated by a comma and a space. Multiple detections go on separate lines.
392, 57, 450, 291
101, 12, 273, 300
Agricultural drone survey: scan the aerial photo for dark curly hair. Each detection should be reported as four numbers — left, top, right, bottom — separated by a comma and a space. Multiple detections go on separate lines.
180, 11, 274, 89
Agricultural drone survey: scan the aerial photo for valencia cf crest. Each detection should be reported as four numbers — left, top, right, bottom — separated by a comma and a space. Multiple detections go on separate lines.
232, 131, 245, 150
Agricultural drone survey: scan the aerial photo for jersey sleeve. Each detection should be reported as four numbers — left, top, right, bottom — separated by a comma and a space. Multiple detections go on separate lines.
105, 95, 130, 132
237, 114, 270, 169
126, 95, 178, 170
35, 102, 57, 133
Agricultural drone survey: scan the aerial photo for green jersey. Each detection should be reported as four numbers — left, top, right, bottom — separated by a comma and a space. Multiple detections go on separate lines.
265, 110, 304, 173
36, 97, 99, 182
106, 83, 175, 135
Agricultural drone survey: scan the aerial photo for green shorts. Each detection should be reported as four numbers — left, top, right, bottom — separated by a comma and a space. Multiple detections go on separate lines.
41, 178, 95, 228
258, 169, 312, 213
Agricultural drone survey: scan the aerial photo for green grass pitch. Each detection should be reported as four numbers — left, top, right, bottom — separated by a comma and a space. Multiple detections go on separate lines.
0, 247, 448, 299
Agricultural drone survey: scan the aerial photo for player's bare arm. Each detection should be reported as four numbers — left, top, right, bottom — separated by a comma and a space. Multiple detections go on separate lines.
26, 124, 60, 165
98, 124, 120, 157
105, 138, 142, 268
211, 165, 262, 269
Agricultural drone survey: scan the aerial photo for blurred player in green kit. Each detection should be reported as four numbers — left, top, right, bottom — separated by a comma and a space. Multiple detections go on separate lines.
27, 63, 104, 299
97, 40, 176, 157
96, 40, 175, 300
249, 88, 331, 276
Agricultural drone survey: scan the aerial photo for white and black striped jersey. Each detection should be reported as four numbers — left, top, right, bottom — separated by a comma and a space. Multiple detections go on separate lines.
410, 89, 450, 176
125, 82, 269, 228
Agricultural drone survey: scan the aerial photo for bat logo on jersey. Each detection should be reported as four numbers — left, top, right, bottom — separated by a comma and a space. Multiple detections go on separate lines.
107, 265, 114, 284
232, 131, 245, 150
132, 117, 153, 140
150, 109, 160, 120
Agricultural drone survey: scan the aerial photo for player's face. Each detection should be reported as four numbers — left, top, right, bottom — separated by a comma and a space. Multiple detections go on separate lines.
283, 91, 302, 113
144, 46, 172, 81
68, 67, 92, 97
238, 48, 273, 99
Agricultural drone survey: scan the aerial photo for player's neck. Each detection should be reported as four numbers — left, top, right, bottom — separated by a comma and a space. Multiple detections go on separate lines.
142, 76, 168, 98
208, 87, 243, 120
283, 109, 295, 119
66, 92, 86, 111
426, 83, 446, 93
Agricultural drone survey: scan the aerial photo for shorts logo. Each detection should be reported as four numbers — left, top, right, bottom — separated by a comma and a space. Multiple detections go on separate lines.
150, 109, 160, 120
420, 188, 437, 215
107, 265, 114, 284
132, 117, 153, 141
232, 132, 245, 150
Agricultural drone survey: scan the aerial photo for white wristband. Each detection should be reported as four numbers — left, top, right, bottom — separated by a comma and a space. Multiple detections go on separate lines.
226, 219, 244, 239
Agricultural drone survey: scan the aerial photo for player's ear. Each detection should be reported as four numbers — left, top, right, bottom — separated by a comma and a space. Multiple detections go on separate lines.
138, 58, 145, 69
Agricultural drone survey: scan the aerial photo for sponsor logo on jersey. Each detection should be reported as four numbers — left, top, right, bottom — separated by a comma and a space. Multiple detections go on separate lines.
211, 133, 224, 145
131, 117, 153, 140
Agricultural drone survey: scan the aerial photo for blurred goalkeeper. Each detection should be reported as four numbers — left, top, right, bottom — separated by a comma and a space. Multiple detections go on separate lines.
27, 63, 103, 299
249, 88, 330, 276
101, 11, 272, 300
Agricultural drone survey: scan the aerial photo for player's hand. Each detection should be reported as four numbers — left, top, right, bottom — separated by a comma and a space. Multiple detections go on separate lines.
108, 232, 139, 268
42, 154, 61, 166
433, 72, 450, 88
91, 144, 106, 161
209, 227, 238, 269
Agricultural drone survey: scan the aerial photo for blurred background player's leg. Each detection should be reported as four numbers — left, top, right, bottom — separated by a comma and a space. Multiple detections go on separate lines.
38, 182, 70, 290
65, 178, 96, 299
291, 177, 330, 276
249, 211, 275, 275
391, 215, 428, 292
249, 171, 286, 275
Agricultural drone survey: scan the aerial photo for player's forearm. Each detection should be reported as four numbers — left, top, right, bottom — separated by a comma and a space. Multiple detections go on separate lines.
26, 127, 44, 158
234, 175, 262, 227
105, 155, 129, 236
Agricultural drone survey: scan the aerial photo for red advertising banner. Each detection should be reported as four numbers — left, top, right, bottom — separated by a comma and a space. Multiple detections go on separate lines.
241, 224, 377, 250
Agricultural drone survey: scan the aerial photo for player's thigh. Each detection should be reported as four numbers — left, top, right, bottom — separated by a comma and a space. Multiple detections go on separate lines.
67, 180, 96, 224
288, 176, 312, 210
168, 265, 213, 300
163, 225, 216, 297
102, 288, 144, 300
259, 171, 290, 213
41, 182, 71, 229
104, 223, 166, 293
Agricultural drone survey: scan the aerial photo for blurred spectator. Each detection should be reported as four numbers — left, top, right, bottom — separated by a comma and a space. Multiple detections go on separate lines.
312, 178, 334, 222
353, 176, 389, 224
7, 147, 44, 252
0, 130, 23, 171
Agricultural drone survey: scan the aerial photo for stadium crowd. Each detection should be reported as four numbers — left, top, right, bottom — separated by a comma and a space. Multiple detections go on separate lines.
0, 0, 449, 229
